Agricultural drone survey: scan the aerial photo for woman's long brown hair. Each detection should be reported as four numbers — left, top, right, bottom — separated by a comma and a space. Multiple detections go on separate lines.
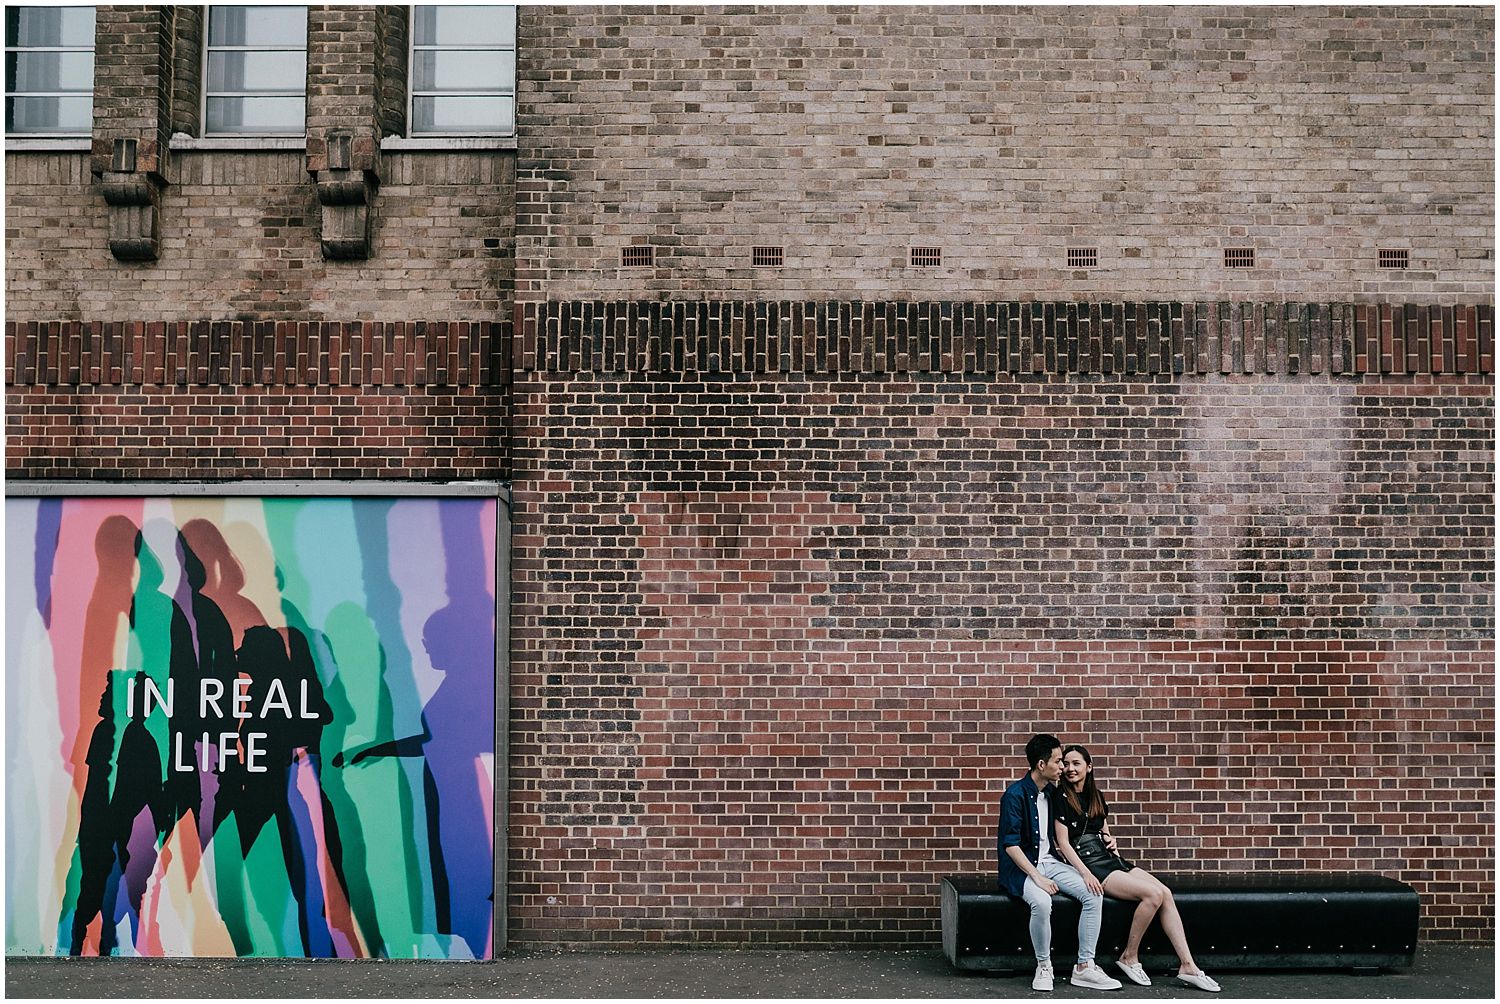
1062, 744, 1107, 820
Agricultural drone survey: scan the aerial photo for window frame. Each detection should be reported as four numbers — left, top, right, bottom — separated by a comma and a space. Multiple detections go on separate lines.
4, 5, 96, 138
407, 4, 516, 139
200, 4, 308, 138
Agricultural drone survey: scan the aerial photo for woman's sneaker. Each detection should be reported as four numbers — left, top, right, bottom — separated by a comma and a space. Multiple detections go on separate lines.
1032, 960, 1055, 991
1070, 964, 1124, 990
1177, 970, 1221, 993
1114, 959, 1152, 986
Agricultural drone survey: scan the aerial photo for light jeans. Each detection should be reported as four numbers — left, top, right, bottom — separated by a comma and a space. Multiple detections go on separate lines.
1022, 856, 1104, 966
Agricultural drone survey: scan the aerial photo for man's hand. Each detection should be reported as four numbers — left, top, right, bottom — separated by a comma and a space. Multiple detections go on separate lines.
1035, 876, 1059, 895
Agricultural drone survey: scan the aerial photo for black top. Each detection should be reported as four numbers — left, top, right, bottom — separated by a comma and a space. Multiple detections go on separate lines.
1053, 786, 1108, 843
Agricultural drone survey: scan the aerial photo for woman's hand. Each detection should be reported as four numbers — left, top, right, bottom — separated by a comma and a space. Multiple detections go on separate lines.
1082, 871, 1103, 896
1103, 830, 1118, 853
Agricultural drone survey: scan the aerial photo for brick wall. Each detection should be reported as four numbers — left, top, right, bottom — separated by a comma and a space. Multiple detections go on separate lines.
515, 5, 1494, 302
4, 151, 515, 321
4, 3, 1495, 954
508, 354, 1494, 944
4, 319, 511, 480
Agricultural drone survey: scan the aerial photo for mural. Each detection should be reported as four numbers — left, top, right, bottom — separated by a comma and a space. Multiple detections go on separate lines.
5, 495, 497, 959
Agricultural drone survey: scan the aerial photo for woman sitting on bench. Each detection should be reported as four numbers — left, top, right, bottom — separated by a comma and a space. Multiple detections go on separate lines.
1051, 744, 1222, 993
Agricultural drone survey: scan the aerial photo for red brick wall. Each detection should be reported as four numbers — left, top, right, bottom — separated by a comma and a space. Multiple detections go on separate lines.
506, 301, 1494, 945
4, 320, 509, 480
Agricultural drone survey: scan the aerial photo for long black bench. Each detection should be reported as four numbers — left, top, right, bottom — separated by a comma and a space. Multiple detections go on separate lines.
941, 872, 1419, 974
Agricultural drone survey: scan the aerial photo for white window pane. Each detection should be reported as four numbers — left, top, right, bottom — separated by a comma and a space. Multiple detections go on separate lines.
6, 94, 91, 132
208, 50, 305, 93
6, 6, 95, 48
7, 51, 95, 93
412, 6, 514, 47
205, 95, 304, 133
208, 6, 307, 48
411, 49, 512, 93
412, 94, 513, 134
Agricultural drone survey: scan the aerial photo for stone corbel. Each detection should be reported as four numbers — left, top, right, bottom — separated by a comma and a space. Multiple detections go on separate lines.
308, 129, 380, 260
93, 137, 166, 262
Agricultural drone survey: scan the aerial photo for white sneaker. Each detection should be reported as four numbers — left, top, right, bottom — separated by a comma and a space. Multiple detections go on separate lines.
1069, 964, 1124, 990
1032, 960, 1055, 991
1177, 970, 1221, 993
1115, 959, 1152, 986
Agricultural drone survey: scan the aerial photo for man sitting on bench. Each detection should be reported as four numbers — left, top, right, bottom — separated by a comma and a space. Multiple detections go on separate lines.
998, 734, 1122, 992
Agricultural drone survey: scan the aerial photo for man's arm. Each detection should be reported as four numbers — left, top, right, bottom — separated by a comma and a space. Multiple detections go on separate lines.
999, 788, 1057, 893
1005, 843, 1058, 894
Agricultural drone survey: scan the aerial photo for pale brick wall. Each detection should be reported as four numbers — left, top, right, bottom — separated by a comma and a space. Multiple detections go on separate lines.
516, 5, 1495, 302
4, 150, 515, 321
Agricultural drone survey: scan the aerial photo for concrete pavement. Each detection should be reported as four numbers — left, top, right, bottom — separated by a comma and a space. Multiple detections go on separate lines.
5, 944, 1494, 999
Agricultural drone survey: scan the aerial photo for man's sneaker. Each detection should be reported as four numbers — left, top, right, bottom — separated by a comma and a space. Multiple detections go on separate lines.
1069, 964, 1124, 990
1032, 960, 1055, 991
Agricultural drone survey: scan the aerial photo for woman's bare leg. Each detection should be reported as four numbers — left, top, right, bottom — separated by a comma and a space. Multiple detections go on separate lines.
1100, 868, 1165, 964
1125, 868, 1202, 974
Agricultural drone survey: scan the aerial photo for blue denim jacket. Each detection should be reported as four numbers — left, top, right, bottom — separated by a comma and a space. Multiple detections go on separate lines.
996, 772, 1056, 897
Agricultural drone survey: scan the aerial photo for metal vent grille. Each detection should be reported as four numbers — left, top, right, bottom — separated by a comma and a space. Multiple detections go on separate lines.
1378, 248, 1410, 269
1067, 248, 1099, 269
621, 246, 654, 268
1223, 247, 1255, 268
752, 246, 784, 267
910, 247, 942, 267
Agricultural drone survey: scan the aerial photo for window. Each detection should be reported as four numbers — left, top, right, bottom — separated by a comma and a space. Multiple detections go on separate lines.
204, 6, 307, 135
5, 6, 94, 135
910, 247, 942, 267
1378, 249, 1410, 269
621, 246, 654, 267
752, 246, 784, 267
1223, 247, 1255, 268
410, 6, 516, 136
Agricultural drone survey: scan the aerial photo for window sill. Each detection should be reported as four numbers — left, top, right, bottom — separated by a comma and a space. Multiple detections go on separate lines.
169, 133, 306, 151
5, 137, 91, 151
380, 135, 517, 152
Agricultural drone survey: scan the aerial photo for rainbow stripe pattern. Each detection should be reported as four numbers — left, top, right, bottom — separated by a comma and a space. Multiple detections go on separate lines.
5, 495, 496, 959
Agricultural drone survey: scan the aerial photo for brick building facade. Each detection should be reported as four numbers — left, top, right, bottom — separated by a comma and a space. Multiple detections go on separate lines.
5, 4, 1495, 949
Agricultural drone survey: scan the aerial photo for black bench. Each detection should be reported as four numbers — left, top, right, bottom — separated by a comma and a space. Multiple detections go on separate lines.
941, 872, 1418, 974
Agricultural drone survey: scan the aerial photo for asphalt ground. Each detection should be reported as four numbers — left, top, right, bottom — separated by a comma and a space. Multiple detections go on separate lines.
4, 944, 1494, 1000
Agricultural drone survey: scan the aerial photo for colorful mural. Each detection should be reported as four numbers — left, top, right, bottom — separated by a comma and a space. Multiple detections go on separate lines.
5, 495, 497, 959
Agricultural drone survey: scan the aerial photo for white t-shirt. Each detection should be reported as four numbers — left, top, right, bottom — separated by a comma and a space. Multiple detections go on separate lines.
1036, 787, 1052, 862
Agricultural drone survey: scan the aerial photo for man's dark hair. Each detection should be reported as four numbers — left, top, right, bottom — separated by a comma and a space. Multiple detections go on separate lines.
1025, 734, 1061, 772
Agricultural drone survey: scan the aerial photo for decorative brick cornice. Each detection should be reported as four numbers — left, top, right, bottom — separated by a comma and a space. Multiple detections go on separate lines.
514, 301, 1494, 377
4, 320, 509, 388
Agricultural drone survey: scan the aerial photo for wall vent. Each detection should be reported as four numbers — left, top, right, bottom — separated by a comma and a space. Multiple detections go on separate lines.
752, 246, 784, 267
1223, 247, 1255, 268
621, 246, 654, 268
910, 246, 942, 267
1378, 248, 1410, 269
1067, 248, 1099, 269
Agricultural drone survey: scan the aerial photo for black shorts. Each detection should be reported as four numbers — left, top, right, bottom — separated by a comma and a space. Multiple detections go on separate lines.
1076, 832, 1134, 881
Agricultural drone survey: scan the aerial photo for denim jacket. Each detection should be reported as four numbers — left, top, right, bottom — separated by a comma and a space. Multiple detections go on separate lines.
996, 772, 1056, 897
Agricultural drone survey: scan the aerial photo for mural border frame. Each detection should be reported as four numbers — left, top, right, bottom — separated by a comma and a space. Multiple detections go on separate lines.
4, 478, 512, 959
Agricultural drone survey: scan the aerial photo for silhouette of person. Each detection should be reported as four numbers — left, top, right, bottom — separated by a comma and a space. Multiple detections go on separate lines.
70, 670, 170, 955
212, 625, 332, 956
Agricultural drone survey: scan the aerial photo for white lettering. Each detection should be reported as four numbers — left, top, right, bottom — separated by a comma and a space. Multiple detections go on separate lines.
300, 679, 320, 719
231, 677, 252, 719
200, 678, 225, 719
245, 733, 267, 773
260, 678, 292, 719
173, 731, 194, 772
142, 677, 173, 717
217, 733, 239, 772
